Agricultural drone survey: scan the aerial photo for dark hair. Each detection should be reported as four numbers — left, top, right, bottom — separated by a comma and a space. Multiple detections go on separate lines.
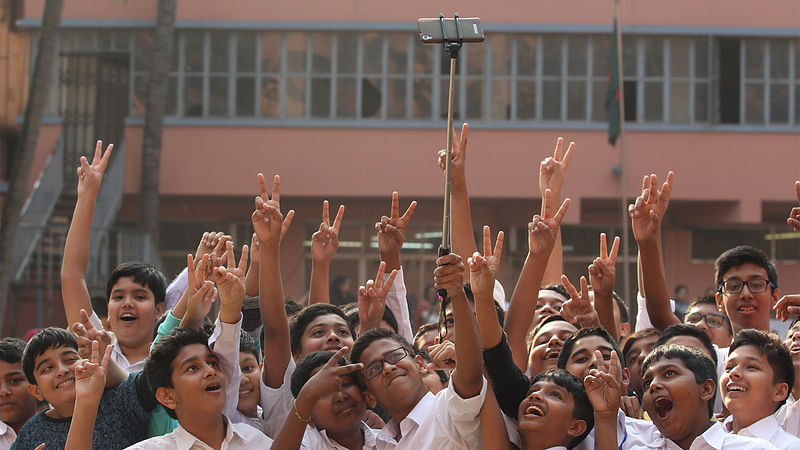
686, 294, 718, 311
145, 327, 210, 419
285, 300, 305, 318
530, 369, 593, 449
351, 328, 414, 365
438, 283, 504, 339
289, 303, 355, 356
714, 245, 778, 290
106, 262, 168, 305
290, 350, 362, 398
22, 328, 78, 385
344, 304, 399, 336
239, 330, 260, 363
91, 295, 109, 319
413, 322, 439, 350
642, 344, 717, 417
415, 348, 450, 385
556, 327, 625, 370
527, 315, 574, 353
655, 324, 718, 367
728, 329, 794, 408
621, 328, 662, 362
0, 338, 26, 364
611, 292, 629, 324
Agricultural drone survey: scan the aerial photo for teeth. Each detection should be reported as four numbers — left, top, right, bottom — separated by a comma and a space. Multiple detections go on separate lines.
526, 405, 544, 416
727, 385, 746, 392
56, 379, 74, 389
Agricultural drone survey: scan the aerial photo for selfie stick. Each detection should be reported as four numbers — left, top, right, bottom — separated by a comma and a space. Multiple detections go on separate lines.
438, 13, 463, 300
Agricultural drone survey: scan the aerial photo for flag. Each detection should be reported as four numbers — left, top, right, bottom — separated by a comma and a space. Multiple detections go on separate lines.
606, 18, 621, 146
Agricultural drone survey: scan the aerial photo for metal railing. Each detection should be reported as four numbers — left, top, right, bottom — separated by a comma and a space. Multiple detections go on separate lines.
12, 137, 64, 281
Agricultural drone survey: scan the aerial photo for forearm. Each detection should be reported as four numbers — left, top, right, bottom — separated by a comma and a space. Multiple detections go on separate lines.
594, 291, 619, 342
104, 359, 127, 388
308, 260, 330, 305
482, 333, 530, 419
639, 239, 679, 329
475, 289, 503, 350
479, 386, 511, 450
541, 232, 563, 285
245, 262, 259, 297
260, 243, 291, 387
272, 395, 312, 450
61, 195, 97, 325
66, 399, 99, 449
593, 412, 619, 450
450, 182, 478, 277
504, 252, 548, 370
452, 292, 483, 398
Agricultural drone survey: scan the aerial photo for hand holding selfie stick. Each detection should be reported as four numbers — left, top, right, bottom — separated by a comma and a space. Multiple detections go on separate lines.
418, 14, 484, 300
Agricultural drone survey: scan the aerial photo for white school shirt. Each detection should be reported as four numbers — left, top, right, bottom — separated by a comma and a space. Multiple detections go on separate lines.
375, 378, 486, 450
777, 392, 800, 436
0, 420, 16, 450
627, 420, 778, 450
228, 405, 264, 433
575, 409, 654, 450
301, 421, 377, 449
723, 414, 800, 449
89, 311, 147, 373
126, 415, 272, 450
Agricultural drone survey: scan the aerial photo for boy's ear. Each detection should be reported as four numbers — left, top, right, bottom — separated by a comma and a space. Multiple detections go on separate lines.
699, 379, 716, 402
413, 355, 426, 374
771, 287, 781, 308
621, 367, 631, 390
155, 302, 166, 317
566, 418, 588, 438
362, 390, 377, 408
155, 386, 177, 411
715, 292, 725, 314
27, 383, 45, 402
772, 382, 790, 404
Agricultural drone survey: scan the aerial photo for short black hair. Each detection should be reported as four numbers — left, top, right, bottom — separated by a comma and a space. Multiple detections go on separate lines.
22, 328, 78, 385
145, 327, 210, 419
530, 369, 593, 449
290, 350, 363, 398
413, 322, 438, 350
351, 328, 414, 366
289, 303, 355, 356
655, 324, 718, 367
0, 337, 26, 364
714, 245, 778, 290
344, 304, 399, 336
239, 330, 260, 363
438, 283, 504, 336
106, 262, 168, 305
91, 295, 108, 319
285, 300, 304, 318
728, 329, 794, 409
621, 328, 662, 362
686, 294, 718, 311
556, 327, 625, 370
642, 344, 717, 417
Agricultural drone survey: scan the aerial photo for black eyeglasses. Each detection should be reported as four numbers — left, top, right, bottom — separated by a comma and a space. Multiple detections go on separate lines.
685, 312, 729, 329
718, 278, 774, 294
363, 347, 408, 380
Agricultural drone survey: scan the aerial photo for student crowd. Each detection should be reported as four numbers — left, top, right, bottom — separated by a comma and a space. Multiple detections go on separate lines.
2, 126, 800, 449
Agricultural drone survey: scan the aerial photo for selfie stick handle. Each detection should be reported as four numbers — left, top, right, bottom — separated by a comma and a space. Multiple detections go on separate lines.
438, 13, 463, 301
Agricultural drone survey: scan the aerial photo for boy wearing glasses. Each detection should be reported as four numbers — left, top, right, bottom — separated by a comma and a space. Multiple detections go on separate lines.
683, 295, 733, 349
350, 252, 486, 449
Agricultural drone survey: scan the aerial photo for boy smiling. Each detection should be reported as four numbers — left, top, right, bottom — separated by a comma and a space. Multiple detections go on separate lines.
0, 338, 37, 445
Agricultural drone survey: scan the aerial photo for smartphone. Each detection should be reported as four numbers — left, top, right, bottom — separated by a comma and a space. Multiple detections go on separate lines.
417, 17, 485, 44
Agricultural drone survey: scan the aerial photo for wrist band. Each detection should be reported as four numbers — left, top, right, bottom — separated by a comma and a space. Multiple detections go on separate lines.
293, 399, 311, 423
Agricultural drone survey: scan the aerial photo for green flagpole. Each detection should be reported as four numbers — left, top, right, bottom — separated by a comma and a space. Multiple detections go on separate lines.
613, 0, 631, 321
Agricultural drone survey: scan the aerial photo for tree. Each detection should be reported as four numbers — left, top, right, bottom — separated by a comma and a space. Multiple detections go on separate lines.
140, 0, 176, 248
0, 0, 64, 334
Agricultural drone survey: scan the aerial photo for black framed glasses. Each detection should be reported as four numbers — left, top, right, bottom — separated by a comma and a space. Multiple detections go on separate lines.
718, 278, 775, 294
363, 347, 408, 380
685, 312, 729, 328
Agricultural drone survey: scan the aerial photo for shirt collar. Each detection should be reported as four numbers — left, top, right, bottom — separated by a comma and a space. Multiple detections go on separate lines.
173, 416, 245, 450
318, 422, 376, 449
738, 415, 781, 441
697, 421, 728, 449
378, 392, 435, 444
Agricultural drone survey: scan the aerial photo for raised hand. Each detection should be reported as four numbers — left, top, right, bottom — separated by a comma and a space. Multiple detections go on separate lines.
311, 201, 344, 263
76, 140, 113, 196
252, 173, 295, 245
538, 137, 574, 203
589, 233, 620, 297
560, 274, 600, 328
375, 192, 417, 269
434, 253, 466, 300
194, 232, 231, 268
294, 347, 364, 418
629, 172, 674, 246
468, 225, 504, 304
774, 294, 800, 322
584, 350, 622, 416
788, 181, 800, 231
528, 189, 571, 258
358, 261, 398, 333
427, 338, 456, 371
437, 123, 469, 186
249, 233, 260, 264
71, 309, 114, 360
74, 340, 112, 404
213, 242, 249, 312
